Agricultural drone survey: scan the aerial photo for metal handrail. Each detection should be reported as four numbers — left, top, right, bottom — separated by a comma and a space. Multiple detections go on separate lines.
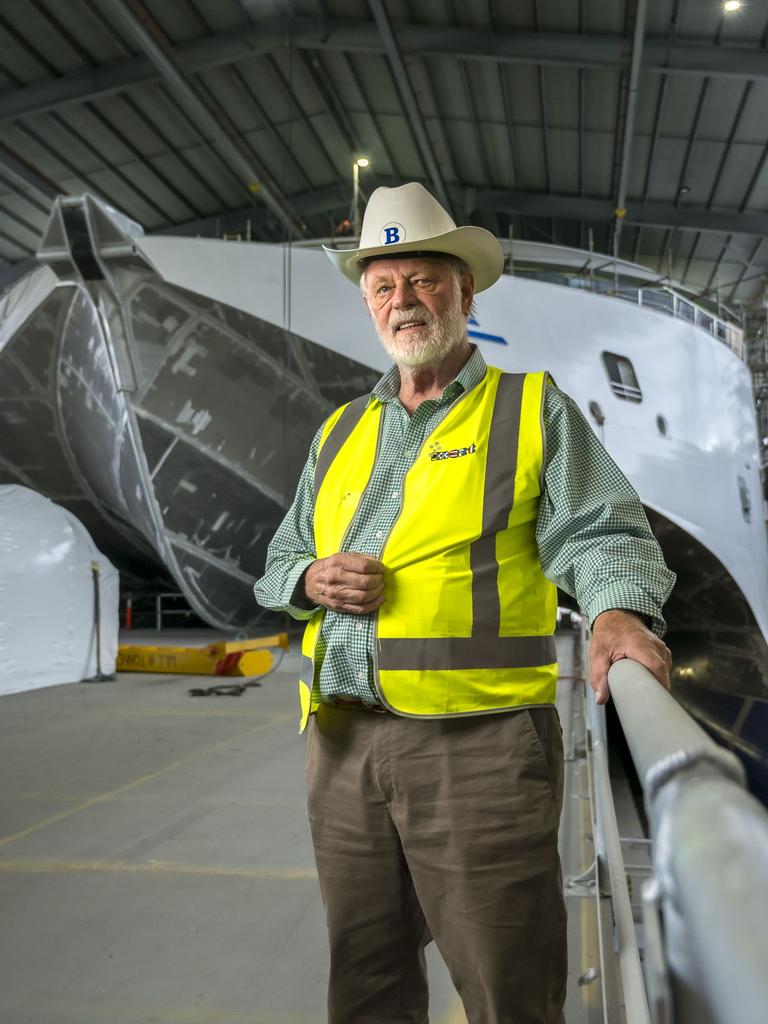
607, 658, 768, 1024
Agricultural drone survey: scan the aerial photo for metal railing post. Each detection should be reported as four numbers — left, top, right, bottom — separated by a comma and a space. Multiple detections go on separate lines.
592, 738, 651, 1024
585, 689, 609, 873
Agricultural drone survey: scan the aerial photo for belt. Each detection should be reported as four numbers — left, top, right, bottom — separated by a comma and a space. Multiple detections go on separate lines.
328, 697, 389, 714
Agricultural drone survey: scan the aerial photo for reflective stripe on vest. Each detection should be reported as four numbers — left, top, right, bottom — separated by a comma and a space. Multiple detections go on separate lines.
314, 394, 369, 497
297, 366, 558, 731
377, 635, 557, 670
468, 371, 525, 636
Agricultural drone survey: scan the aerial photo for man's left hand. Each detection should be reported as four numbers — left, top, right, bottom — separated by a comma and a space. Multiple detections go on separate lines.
589, 609, 672, 705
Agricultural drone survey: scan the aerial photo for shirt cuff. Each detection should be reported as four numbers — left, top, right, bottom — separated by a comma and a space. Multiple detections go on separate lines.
253, 558, 319, 621
285, 558, 320, 619
584, 585, 667, 638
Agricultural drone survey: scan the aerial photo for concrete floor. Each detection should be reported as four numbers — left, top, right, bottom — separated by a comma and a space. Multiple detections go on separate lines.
0, 633, 640, 1024
0, 648, 462, 1024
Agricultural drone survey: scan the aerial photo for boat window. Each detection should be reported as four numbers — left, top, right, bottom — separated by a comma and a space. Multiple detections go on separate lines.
656, 414, 668, 436
696, 310, 714, 334
642, 289, 674, 315
601, 352, 642, 403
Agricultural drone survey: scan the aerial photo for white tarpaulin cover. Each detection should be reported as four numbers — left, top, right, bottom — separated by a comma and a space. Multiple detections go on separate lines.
0, 485, 119, 696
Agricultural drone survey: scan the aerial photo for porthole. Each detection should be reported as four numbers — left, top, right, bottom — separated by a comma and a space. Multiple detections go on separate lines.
656, 415, 668, 436
589, 400, 605, 426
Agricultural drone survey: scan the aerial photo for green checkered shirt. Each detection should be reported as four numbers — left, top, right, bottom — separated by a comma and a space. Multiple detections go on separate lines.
253, 346, 675, 705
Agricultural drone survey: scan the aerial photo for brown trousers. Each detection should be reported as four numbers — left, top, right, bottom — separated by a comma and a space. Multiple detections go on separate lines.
305, 703, 567, 1024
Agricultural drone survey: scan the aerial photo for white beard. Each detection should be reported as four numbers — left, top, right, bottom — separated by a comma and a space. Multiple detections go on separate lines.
374, 286, 468, 369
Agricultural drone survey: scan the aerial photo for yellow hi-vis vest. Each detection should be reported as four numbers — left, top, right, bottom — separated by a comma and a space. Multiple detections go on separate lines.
297, 365, 558, 732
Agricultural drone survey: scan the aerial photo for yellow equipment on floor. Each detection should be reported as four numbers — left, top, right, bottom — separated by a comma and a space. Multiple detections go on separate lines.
117, 633, 289, 677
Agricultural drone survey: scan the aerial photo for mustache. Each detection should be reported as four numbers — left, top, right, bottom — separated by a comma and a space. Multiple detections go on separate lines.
388, 305, 434, 332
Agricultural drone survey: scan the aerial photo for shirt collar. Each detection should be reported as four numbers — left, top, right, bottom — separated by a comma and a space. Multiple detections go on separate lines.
371, 344, 487, 404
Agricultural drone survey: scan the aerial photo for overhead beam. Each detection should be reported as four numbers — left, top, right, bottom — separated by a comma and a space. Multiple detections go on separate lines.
7, 19, 768, 126
155, 205, 266, 237
151, 184, 359, 239
163, 182, 768, 240
2, 175, 757, 267
367, 0, 451, 214
300, 50, 361, 155
99, 0, 307, 239
340, 51, 401, 177
472, 189, 768, 237
0, 142, 64, 204
727, 237, 765, 304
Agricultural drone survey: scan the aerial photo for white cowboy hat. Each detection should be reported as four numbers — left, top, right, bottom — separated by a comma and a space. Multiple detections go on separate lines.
323, 182, 504, 293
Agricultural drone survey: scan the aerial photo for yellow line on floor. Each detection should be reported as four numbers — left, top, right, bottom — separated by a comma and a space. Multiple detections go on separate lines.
0, 711, 293, 850
0, 857, 317, 880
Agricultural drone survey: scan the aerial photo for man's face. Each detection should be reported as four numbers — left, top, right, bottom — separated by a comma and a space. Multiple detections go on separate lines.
362, 256, 474, 368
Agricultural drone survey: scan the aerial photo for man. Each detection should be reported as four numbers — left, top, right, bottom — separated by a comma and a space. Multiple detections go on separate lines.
254, 182, 675, 1024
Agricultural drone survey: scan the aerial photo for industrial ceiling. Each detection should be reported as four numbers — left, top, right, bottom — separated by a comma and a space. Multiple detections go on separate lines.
0, 0, 766, 313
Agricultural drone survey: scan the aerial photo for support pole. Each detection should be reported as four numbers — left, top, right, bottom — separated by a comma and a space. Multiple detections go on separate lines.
612, 0, 648, 259
85, 561, 112, 682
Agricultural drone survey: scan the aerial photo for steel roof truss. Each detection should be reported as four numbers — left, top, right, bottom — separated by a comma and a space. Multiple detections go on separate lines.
7, 17, 768, 130
367, 0, 452, 215
340, 51, 400, 178
98, 0, 306, 239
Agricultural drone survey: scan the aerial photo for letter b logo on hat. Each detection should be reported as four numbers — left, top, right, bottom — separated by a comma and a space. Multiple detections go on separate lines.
380, 222, 405, 245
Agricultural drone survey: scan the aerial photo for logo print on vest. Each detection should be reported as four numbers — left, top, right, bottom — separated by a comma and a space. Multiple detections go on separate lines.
429, 441, 477, 462
380, 222, 405, 245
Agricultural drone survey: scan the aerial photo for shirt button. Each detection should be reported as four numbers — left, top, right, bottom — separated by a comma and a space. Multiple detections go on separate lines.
376, 530, 384, 539
356, 623, 363, 631
356, 671, 365, 680
391, 492, 398, 500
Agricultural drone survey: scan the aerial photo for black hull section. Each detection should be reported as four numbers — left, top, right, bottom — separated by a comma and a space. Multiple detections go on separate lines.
650, 508, 768, 803
0, 212, 379, 629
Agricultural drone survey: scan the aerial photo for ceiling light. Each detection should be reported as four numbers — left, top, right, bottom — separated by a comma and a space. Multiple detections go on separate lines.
723, 1, 742, 12
355, 157, 370, 168
679, 185, 691, 195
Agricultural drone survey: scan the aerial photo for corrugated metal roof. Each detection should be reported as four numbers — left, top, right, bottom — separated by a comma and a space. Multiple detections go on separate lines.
0, 0, 765, 312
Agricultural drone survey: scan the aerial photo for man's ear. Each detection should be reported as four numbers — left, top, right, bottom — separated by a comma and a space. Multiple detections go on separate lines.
461, 272, 475, 317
